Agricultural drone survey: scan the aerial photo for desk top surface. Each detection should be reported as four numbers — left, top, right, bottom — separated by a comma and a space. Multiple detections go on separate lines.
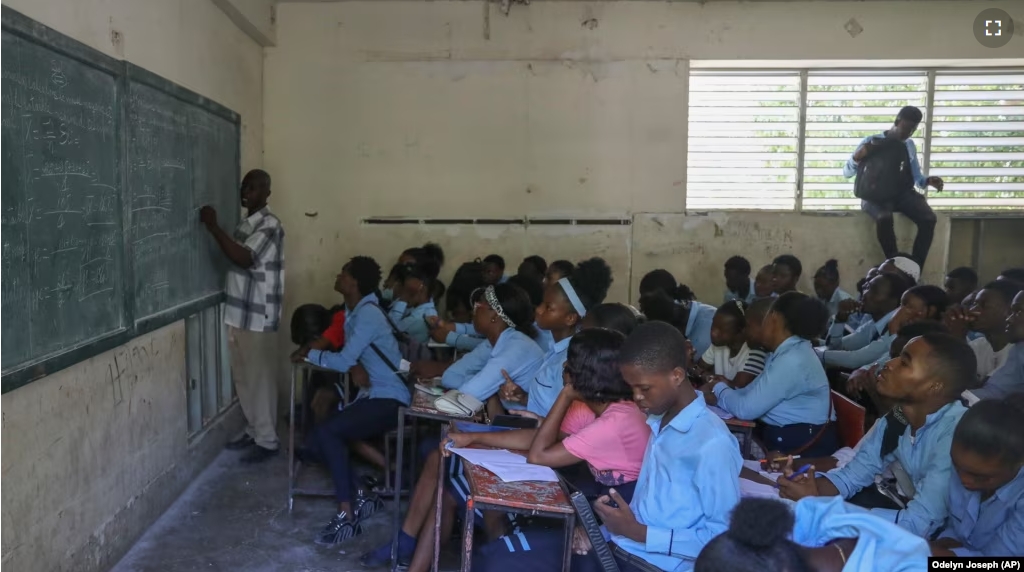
461, 448, 573, 515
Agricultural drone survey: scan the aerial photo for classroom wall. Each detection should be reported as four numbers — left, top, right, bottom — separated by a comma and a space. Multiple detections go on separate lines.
948, 219, 1024, 286
265, 0, 1017, 314
0, 1, 263, 571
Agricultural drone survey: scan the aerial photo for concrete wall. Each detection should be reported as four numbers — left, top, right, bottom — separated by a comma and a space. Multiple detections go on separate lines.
948, 219, 1024, 285
0, 1, 263, 571
265, 0, 1016, 313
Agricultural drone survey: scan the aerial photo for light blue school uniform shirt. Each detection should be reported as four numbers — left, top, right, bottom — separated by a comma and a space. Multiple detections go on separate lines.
824, 401, 966, 538
611, 393, 742, 572
972, 342, 1024, 401
441, 328, 544, 403
824, 288, 855, 320
939, 466, 1024, 557
724, 277, 756, 305
445, 329, 486, 352
525, 335, 572, 417
713, 336, 833, 426
307, 293, 411, 405
820, 308, 898, 370
450, 321, 553, 353
685, 302, 718, 358
792, 497, 931, 572
843, 134, 928, 190
387, 299, 438, 344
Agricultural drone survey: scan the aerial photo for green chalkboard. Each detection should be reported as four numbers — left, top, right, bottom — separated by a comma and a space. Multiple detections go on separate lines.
1, 7, 241, 392
1, 11, 127, 373
126, 65, 239, 332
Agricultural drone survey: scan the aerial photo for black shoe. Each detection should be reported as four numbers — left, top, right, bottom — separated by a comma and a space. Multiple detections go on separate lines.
241, 445, 279, 464
315, 512, 363, 546
225, 434, 255, 450
353, 490, 385, 521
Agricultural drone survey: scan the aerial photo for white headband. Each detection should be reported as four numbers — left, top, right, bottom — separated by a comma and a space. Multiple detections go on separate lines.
558, 277, 587, 317
891, 256, 921, 282
483, 286, 517, 328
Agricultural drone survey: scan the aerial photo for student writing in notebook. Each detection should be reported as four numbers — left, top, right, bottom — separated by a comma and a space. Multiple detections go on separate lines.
931, 393, 1024, 557
776, 333, 976, 538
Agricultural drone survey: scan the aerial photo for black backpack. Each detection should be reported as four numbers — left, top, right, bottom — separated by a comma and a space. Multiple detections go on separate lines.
854, 137, 915, 203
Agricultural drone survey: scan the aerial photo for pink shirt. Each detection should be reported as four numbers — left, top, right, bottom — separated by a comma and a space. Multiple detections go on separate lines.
559, 401, 651, 486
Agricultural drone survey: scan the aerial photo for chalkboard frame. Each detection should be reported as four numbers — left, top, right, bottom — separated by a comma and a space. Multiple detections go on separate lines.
1, 6, 242, 393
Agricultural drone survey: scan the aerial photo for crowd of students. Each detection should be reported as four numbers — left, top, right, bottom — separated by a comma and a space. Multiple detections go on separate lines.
278, 239, 1023, 569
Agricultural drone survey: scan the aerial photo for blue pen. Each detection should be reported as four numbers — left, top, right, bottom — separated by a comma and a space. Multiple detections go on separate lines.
786, 464, 813, 481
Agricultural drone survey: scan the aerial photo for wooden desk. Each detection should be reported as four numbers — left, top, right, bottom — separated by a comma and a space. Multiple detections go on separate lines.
724, 417, 757, 459
432, 433, 576, 572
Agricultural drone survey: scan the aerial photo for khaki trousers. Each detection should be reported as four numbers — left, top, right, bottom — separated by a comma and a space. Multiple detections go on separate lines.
227, 326, 280, 450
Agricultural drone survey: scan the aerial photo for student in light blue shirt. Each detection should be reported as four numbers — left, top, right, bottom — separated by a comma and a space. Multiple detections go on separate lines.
705, 292, 838, 457
586, 321, 741, 572
723, 256, 755, 305
294, 257, 411, 546
696, 496, 931, 572
386, 260, 440, 344
813, 259, 854, 319
510, 258, 614, 417
777, 333, 977, 539
638, 269, 718, 357
932, 395, 1024, 557
971, 290, 1024, 400
820, 273, 909, 370
482, 254, 509, 286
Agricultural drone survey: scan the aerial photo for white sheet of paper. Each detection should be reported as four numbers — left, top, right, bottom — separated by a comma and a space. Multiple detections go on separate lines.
743, 460, 783, 482
478, 461, 559, 483
448, 447, 526, 466
707, 405, 734, 420
739, 477, 780, 499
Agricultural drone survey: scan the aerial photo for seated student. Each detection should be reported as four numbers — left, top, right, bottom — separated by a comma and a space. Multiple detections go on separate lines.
292, 257, 412, 545
945, 280, 1021, 381
772, 254, 803, 294
743, 298, 774, 349
696, 497, 931, 572
482, 254, 508, 285
290, 303, 347, 424
384, 242, 446, 303
776, 333, 976, 538
363, 300, 638, 570
971, 290, 1024, 401
416, 284, 546, 404
507, 258, 615, 418
998, 268, 1024, 287
754, 264, 777, 301
639, 269, 718, 357
724, 255, 756, 304
820, 273, 909, 370
544, 259, 574, 289
944, 267, 979, 308
430, 260, 488, 351
517, 255, 548, 283
931, 394, 1024, 557
477, 322, 743, 572
892, 285, 948, 329
385, 259, 440, 344
703, 292, 838, 457
878, 255, 920, 287
843, 267, 882, 334
693, 301, 768, 389
845, 321, 950, 416
814, 259, 854, 319
581, 302, 642, 336
453, 330, 655, 570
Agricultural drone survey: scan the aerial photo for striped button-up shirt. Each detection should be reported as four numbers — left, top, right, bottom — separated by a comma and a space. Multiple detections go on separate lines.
224, 207, 284, 333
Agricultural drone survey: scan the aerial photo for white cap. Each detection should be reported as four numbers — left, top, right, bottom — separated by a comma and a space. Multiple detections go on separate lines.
891, 256, 921, 282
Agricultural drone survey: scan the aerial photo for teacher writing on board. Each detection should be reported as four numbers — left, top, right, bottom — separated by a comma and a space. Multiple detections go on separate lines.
200, 169, 286, 464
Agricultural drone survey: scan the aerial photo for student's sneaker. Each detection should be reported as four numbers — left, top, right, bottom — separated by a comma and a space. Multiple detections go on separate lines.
314, 512, 363, 546
353, 490, 385, 521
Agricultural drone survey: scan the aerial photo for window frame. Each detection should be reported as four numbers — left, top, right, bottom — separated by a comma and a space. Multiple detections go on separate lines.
686, 66, 1024, 216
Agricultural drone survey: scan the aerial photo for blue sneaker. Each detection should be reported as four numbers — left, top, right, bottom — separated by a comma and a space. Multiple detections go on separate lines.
360, 532, 416, 568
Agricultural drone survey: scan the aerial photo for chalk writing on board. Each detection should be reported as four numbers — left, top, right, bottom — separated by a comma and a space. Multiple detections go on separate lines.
2, 29, 125, 370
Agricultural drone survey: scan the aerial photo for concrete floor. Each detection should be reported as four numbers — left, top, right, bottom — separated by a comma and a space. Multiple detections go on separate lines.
110, 446, 402, 572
